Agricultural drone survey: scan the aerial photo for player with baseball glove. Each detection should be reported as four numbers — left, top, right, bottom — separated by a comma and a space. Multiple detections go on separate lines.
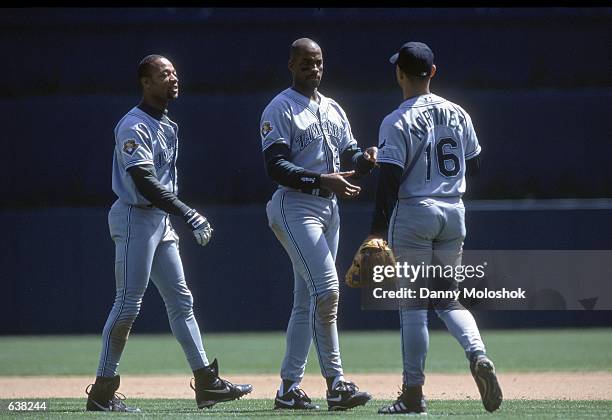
345, 237, 396, 288
367, 42, 502, 415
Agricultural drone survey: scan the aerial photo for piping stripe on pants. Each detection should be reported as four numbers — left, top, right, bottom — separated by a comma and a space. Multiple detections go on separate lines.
101, 204, 132, 375
280, 192, 328, 377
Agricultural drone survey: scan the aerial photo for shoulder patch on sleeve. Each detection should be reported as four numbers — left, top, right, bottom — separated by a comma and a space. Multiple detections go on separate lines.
261, 121, 274, 138
379, 136, 398, 152
122, 139, 140, 156
379, 144, 399, 157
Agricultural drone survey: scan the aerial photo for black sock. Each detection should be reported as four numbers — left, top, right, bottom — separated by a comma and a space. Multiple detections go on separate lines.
281, 379, 295, 394
94, 375, 119, 388
468, 350, 486, 362
325, 376, 336, 391
401, 384, 423, 402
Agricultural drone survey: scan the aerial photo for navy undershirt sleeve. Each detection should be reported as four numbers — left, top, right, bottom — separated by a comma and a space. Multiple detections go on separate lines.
466, 155, 481, 177
340, 144, 377, 178
263, 143, 322, 189
128, 164, 191, 216
369, 163, 402, 237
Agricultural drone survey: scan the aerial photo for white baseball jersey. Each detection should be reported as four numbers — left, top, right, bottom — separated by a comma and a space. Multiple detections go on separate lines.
260, 88, 357, 177
112, 106, 179, 205
377, 93, 480, 198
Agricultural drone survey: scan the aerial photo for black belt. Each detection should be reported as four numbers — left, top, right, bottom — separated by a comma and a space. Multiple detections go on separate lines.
134, 203, 155, 209
299, 187, 334, 199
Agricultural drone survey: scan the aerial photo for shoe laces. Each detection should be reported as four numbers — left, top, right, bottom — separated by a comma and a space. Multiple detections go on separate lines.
219, 377, 237, 389
335, 380, 358, 393
109, 392, 128, 410
392, 384, 408, 403
472, 355, 491, 367
395, 384, 404, 399
292, 387, 312, 402
190, 376, 236, 391
85, 384, 129, 410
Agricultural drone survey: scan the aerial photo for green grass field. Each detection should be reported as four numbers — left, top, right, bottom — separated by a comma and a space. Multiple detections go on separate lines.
0, 329, 611, 375
1, 329, 611, 418
1, 399, 611, 419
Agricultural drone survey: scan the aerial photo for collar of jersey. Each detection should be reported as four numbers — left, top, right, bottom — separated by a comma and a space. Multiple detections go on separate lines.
137, 102, 167, 121
285, 87, 327, 116
132, 105, 177, 132
399, 93, 443, 109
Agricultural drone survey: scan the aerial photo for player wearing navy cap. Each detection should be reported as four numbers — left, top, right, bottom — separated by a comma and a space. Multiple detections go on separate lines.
370, 42, 502, 415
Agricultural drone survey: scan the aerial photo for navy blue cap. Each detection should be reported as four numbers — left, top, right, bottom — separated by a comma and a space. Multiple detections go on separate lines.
389, 41, 434, 77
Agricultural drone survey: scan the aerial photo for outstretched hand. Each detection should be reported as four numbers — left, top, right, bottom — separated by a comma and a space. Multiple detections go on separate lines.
320, 171, 361, 199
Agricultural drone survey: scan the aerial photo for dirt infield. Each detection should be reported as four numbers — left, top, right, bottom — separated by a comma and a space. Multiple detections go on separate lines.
1, 372, 611, 400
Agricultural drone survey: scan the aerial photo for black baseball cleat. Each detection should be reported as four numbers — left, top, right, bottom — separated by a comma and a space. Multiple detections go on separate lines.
191, 358, 253, 409
85, 375, 141, 412
378, 384, 427, 415
274, 387, 320, 410
326, 380, 372, 411
470, 355, 503, 412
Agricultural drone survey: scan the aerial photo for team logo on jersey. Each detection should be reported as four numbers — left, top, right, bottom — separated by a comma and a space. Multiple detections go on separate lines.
122, 139, 140, 156
261, 121, 274, 137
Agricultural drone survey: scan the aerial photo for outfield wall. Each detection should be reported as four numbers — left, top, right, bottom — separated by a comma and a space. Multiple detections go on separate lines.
2, 202, 611, 334
2, 88, 611, 208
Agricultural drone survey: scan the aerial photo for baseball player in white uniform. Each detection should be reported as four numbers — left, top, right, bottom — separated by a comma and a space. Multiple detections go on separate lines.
261, 38, 377, 411
368, 42, 503, 415
85, 54, 252, 412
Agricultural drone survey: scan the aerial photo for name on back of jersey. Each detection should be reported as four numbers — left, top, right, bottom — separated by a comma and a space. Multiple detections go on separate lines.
410, 107, 464, 142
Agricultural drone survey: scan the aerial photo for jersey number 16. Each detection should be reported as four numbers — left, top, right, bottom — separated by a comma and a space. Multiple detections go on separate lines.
424, 137, 460, 180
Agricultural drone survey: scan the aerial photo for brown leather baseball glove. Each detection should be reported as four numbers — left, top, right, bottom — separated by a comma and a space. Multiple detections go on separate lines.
345, 238, 396, 288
